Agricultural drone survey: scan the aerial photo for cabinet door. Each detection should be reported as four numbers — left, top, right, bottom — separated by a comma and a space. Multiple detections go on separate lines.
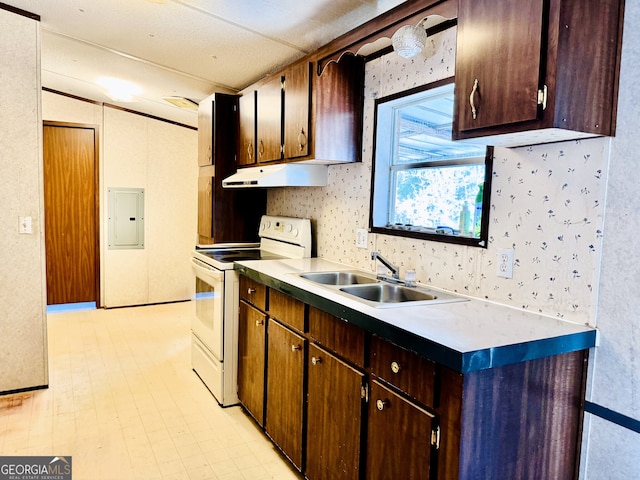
306, 344, 363, 480
366, 380, 437, 480
266, 319, 305, 470
197, 174, 213, 241
454, 0, 545, 132
257, 75, 283, 163
197, 96, 213, 166
283, 61, 311, 159
238, 300, 266, 426
238, 91, 256, 166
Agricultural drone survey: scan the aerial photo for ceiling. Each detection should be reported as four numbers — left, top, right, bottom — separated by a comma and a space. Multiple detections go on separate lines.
3, 0, 407, 127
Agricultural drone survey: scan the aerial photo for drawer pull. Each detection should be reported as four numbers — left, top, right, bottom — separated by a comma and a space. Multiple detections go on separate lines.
255, 319, 264, 326
291, 344, 302, 352
376, 399, 388, 411
390, 361, 401, 374
311, 356, 322, 365
247, 288, 256, 294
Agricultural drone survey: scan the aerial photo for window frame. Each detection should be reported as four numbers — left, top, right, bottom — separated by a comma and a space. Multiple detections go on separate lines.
369, 77, 493, 248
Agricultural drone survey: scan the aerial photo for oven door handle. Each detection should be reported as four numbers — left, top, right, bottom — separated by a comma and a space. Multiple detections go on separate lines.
191, 257, 225, 283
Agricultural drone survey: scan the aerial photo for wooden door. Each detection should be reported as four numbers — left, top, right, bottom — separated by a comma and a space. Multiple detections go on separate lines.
283, 61, 311, 159
366, 380, 436, 480
43, 123, 99, 305
238, 300, 266, 426
266, 319, 305, 470
454, 0, 545, 132
306, 344, 363, 480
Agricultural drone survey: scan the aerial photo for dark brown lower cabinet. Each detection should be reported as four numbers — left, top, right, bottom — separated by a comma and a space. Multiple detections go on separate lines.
366, 380, 436, 480
265, 319, 306, 470
235, 275, 588, 480
306, 344, 364, 480
237, 300, 266, 426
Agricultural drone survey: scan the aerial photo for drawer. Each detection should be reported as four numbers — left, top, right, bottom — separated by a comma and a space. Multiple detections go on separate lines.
308, 307, 365, 369
370, 335, 436, 408
269, 289, 305, 332
240, 275, 266, 311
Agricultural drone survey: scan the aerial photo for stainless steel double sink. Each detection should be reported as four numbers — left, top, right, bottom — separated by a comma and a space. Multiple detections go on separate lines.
298, 271, 466, 308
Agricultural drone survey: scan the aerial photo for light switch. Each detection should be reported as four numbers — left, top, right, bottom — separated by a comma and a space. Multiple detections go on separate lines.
19, 216, 32, 234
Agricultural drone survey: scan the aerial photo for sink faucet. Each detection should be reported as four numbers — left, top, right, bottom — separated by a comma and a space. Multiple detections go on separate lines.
371, 251, 400, 281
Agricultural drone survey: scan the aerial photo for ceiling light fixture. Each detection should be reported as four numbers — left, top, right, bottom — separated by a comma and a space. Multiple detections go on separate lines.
392, 20, 428, 59
97, 77, 142, 102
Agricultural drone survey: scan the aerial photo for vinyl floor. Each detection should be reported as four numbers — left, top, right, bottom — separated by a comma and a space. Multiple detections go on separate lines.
0, 301, 299, 480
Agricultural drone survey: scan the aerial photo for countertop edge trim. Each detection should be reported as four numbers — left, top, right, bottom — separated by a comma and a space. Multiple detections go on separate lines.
235, 264, 596, 373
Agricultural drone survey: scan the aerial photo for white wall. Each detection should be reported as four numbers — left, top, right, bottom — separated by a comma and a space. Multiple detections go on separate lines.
268, 21, 640, 478
0, 9, 48, 392
269, 27, 608, 325
42, 93, 198, 308
580, 1, 640, 478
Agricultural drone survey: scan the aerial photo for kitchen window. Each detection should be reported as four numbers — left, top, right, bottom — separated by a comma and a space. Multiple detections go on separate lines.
370, 79, 493, 247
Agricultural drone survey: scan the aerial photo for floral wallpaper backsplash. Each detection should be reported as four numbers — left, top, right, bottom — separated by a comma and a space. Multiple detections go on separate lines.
268, 26, 609, 325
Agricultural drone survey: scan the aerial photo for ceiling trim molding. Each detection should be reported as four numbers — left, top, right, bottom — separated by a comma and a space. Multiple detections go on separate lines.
0, 2, 40, 21
42, 87, 197, 131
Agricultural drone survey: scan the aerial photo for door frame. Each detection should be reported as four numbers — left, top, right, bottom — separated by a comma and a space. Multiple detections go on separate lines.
43, 121, 101, 306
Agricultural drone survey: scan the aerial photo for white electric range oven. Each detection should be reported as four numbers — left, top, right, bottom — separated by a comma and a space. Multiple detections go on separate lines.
191, 215, 312, 406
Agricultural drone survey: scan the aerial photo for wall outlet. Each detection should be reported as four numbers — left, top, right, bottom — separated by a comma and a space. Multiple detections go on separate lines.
497, 248, 514, 279
356, 228, 368, 249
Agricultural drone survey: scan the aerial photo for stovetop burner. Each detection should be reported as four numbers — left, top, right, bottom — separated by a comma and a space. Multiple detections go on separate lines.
193, 216, 312, 270
196, 248, 284, 264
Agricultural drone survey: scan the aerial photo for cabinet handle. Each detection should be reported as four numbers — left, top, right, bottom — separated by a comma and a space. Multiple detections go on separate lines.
258, 139, 265, 158
255, 319, 264, 326
311, 356, 321, 365
297, 128, 307, 152
469, 78, 479, 120
247, 288, 256, 294
207, 144, 212, 162
291, 344, 302, 352
390, 361, 401, 374
247, 141, 254, 161
376, 399, 388, 411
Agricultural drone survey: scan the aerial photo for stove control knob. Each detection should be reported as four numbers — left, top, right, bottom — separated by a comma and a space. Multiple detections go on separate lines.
292, 228, 299, 237
286, 224, 293, 233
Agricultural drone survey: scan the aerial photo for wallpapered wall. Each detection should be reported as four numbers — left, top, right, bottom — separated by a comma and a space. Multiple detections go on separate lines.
268, 26, 609, 326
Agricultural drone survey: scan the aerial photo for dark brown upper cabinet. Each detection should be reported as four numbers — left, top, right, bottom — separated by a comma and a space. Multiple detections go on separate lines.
256, 74, 284, 163
196, 92, 265, 244
237, 54, 364, 166
283, 61, 311, 160
237, 91, 256, 167
453, 0, 624, 145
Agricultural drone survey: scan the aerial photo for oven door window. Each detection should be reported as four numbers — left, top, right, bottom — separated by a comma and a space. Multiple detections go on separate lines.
193, 265, 224, 361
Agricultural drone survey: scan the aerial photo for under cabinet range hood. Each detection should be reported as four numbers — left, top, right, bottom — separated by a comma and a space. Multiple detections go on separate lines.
222, 164, 328, 188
